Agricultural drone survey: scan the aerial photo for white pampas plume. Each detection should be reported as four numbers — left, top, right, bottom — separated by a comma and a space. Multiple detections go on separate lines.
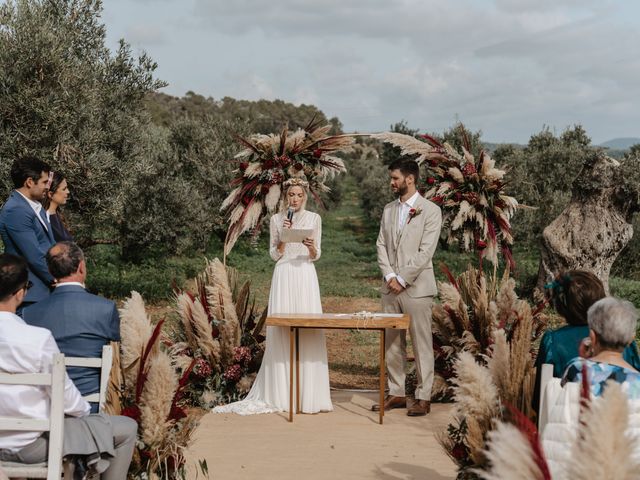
565, 382, 640, 480
487, 329, 511, 400
228, 204, 244, 227
478, 422, 549, 480
242, 200, 263, 232
438, 281, 462, 308
205, 259, 240, 366
119, 291, 153, 387
244, 162, 262, 178
452, 351, 499, 420
371, 132, 435, 164
139, 350, 178, 446
265, 184, 281, 212
220, 187, 241, 212
448, 167, 464, 183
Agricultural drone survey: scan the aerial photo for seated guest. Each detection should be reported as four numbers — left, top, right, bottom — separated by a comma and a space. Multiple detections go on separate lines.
43, 171, 73, 242
533, 271, 640, 411
541, 297, 640, 478
23, 242, 120, 412
0, 253, 136, 479
562, 297, 640, 391
0, 157, 55, 309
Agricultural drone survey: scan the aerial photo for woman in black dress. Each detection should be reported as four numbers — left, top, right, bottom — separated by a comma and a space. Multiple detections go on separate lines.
43, 171, 73, 242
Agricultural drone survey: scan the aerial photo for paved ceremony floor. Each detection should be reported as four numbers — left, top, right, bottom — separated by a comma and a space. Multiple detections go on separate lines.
186, 391, 456, 480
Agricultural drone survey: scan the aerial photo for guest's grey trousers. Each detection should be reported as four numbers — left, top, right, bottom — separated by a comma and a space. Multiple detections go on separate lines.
0, 415, 137, 480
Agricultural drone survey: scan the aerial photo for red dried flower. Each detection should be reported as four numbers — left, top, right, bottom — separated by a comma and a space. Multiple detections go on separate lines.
476, 240, 487, 250
313, 149, 322, 158
121, 405, 141, 422
431, 195, 443, 204
239, 162, 249, 171
461, 163, 477, 177
451, 443, 467, 460
223, 364, 243, 383
294, 162, 304, 171
193, 358, 213, 378
233, 346, 252, 365
465, 192, 479, 204
277, 155, 291, 167
426, 177, 436, 185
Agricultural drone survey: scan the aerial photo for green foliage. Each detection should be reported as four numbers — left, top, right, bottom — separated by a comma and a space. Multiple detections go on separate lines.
146, 92, 340, 135
0, 0, 165, 247
118, 117, 248, 259
498, 125, 594, 242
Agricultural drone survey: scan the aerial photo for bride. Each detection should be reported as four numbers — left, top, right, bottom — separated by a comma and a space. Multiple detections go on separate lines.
214, 178, 333, 414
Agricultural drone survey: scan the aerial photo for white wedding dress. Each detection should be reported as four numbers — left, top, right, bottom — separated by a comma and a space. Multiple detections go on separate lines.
213, 209, 333, 415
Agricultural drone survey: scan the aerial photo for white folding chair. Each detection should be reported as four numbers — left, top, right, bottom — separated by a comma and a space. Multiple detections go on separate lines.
0, 353, 65, 479
64, 345, 113, 413
537, 363, 555, 431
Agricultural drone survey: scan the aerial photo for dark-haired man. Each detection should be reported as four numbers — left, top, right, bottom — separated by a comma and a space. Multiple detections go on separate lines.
23, 242, 120, 413
0, 157, 55, 307
0, 253, 136, 478
373, 159, 442, 416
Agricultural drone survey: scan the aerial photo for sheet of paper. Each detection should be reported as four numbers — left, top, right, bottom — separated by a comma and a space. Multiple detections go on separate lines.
280, 228, 314, 243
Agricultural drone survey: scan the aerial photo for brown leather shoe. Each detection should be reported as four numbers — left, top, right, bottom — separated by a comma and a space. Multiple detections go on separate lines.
407, 399, 431, 416
371, 395, 407, 412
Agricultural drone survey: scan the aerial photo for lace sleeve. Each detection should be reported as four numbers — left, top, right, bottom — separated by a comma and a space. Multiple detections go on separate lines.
269, 214, 283, 262
311, 213, 322, 261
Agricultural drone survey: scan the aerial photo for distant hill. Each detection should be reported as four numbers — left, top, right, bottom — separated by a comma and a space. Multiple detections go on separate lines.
599, 137, 640, 150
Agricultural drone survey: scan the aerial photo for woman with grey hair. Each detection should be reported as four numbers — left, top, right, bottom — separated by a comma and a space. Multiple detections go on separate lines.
562, 297, 640, 395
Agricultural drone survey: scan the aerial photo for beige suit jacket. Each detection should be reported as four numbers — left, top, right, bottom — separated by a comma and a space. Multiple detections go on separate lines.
376, 194, 442, 298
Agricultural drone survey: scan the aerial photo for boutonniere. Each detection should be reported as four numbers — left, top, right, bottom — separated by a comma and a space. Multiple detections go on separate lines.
407, 207, 422, 223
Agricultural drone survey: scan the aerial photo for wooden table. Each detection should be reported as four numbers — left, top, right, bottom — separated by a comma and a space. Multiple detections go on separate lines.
266, 313, 411, 424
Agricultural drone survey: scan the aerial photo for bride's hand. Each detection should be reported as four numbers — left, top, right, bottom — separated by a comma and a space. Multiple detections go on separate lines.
283, 218, 292, 229
303, 237, 317, 258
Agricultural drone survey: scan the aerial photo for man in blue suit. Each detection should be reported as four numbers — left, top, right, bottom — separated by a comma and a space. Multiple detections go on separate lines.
23, 241, 120, 413
0, 157, 55, 308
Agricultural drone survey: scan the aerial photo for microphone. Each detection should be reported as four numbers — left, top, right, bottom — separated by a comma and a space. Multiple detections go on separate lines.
286, 207, 294, 224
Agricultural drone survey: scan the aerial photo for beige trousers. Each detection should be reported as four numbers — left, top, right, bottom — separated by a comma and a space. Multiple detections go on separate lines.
382, 292, 434, 401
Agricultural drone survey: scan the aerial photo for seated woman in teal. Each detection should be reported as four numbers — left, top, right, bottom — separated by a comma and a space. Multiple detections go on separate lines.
533, 271, 640, 411
562, 296, 640, 398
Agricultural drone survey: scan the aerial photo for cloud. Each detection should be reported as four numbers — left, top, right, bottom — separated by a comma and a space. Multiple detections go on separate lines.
124, 24, 168, 47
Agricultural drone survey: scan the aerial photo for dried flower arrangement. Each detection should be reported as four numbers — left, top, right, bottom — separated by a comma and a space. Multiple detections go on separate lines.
434, 265, 548, 478
111, 258, 265, 479
221, 119, 352, 257
479, 382, 640, 480
431, 265, 547, 403
372, 130, 518, 268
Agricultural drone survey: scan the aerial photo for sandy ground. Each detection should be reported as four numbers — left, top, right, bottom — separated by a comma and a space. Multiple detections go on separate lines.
186, 391, 456, 480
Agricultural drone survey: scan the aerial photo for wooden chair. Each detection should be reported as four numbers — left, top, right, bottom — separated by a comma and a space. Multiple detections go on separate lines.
0, 353, 65, 479
64, 345, 113, 413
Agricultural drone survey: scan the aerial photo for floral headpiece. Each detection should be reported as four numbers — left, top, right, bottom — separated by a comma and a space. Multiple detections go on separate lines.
283, 177, 309, 189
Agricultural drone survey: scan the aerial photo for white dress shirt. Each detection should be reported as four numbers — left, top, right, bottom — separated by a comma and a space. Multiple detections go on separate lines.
384, 191, 421, 288
0, 311, 90, 451
16, 190, 50, 228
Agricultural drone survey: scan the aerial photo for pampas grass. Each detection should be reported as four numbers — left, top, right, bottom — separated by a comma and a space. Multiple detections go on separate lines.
140, 350, 178, 446
565, 382, 640, 480
119, 291, 153, 387
479, 422, 549, 480
204, 258, 240, 366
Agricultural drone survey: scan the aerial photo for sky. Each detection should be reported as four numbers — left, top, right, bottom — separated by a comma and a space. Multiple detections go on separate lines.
102, 0, 640, 144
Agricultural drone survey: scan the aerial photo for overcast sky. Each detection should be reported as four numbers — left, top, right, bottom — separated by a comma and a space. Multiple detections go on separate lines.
102, 0, 640, 144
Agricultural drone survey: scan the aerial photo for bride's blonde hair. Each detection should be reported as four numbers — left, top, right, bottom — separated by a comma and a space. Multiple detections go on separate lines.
281, 178, 308, 212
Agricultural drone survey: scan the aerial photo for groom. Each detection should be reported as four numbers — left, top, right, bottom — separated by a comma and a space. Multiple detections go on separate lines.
373, 159, 442, 416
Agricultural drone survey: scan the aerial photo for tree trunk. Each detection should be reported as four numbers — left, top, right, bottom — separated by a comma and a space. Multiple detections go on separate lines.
538, 152, 638, 293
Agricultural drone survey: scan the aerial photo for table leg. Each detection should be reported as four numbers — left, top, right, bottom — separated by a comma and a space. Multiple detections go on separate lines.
289, 326, 294, 423
296, 328, 301, 414
379, 328, 386, 425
